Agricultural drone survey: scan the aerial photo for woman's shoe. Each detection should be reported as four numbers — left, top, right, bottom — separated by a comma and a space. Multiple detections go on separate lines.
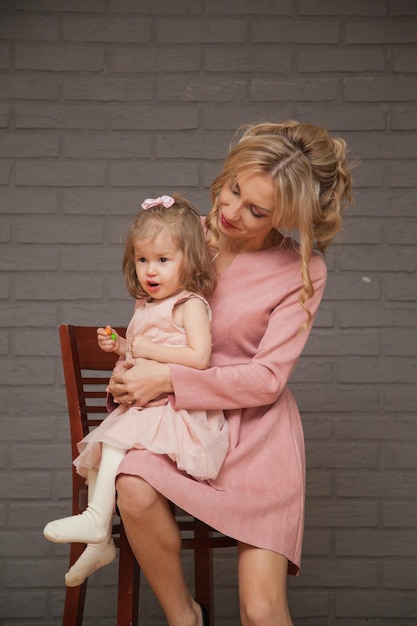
195, 599, 209, 626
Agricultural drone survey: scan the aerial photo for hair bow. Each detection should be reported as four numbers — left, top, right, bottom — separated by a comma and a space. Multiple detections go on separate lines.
141, 195, 175, 210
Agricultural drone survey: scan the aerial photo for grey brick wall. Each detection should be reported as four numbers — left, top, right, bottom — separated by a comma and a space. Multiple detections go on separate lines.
1, 1, 416, 624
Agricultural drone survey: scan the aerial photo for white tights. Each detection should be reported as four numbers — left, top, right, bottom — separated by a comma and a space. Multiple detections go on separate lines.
43, 444, 124, 586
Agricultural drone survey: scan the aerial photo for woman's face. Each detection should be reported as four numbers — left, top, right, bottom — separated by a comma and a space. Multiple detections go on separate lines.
217, 172, 276, 252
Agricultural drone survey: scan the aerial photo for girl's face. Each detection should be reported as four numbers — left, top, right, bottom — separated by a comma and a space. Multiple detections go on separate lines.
217, 172, 276, 251
134, 230, 184, 300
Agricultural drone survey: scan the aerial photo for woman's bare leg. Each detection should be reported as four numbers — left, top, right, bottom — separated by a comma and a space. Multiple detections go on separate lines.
238, 542, 293, 626
116, 474, 204, 626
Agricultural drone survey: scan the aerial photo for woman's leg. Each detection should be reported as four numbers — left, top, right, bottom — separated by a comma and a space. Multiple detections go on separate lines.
44, 444, 125, 544
238, 542, 293, 626
116, 473, 204, 626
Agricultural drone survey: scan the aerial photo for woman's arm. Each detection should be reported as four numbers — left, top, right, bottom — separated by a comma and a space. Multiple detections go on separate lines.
171, 256, 327, 411
108, 254, 327, 410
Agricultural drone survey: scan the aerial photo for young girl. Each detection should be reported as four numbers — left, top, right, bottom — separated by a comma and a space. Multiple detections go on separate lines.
43, 194, 229, 586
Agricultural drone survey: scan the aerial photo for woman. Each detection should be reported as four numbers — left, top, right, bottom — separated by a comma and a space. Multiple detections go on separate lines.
109, 121, 353, 626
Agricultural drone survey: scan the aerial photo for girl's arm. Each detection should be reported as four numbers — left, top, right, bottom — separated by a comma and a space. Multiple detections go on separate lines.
131, 297, 212, 370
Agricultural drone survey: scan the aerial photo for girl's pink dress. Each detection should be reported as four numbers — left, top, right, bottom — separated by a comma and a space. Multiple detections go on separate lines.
74, 291, 229, 481
117, 240, 327, 575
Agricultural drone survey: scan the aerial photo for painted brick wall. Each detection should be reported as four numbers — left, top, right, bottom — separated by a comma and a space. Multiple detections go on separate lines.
1, 1, 416, 625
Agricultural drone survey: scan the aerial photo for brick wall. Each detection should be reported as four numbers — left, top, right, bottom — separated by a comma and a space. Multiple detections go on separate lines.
1, 1, 416, 624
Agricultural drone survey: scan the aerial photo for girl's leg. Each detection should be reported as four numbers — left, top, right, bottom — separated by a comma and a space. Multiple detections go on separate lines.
63, 468, 116, 587
64, 540, 117, 587
238, 542, 293, 626
43, 444, 125, 544
116, 473, 204, 626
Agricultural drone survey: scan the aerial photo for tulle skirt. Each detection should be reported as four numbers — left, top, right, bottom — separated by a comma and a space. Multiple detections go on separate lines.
74, 402, 229, 481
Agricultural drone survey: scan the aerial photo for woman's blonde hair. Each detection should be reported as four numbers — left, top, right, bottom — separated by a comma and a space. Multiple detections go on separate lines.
123, 194, 217, 300
206, 120, 353, 324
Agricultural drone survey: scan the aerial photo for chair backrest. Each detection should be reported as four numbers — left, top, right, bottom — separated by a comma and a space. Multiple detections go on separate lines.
59, 324, 125, 513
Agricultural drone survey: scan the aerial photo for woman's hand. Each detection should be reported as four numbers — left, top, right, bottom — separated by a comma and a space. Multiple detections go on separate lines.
107, 358, 173, 407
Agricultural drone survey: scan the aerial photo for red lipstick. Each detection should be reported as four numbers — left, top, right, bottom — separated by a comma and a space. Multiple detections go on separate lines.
221, 213, 237, 229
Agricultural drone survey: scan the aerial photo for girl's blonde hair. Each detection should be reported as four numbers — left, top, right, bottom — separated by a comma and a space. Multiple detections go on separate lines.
206, 120, 353, 324
123, 194, 217, 300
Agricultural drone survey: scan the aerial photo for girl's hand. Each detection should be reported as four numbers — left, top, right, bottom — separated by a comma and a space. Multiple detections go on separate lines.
131, 334, 155, 359
97, 326, 121, 353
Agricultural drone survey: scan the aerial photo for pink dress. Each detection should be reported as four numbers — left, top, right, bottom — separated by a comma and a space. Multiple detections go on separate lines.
118, 240, 327, 574
74, 291, 229, 481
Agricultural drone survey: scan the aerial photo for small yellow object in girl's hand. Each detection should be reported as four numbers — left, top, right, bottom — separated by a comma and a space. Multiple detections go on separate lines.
105, 326, 117, 341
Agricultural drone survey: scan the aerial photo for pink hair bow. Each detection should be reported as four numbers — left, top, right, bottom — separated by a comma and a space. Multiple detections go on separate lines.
141, 195, 175, 210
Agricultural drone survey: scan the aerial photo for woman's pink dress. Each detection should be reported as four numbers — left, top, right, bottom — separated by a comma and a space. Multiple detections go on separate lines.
74, 291, 229, 481
118, 240, 327, 574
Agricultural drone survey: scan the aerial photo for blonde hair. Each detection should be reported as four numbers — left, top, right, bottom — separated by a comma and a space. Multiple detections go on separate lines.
123, 194, 217, 300
206, 120, 353, 324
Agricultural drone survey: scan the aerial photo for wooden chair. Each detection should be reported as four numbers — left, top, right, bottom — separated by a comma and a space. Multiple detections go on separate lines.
59, 324, 237, 626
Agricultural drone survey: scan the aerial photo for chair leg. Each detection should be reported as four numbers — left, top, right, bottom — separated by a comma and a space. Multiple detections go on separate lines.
194, 527, 214, 626
117, 521, 140, 626
62, 543, 88, 626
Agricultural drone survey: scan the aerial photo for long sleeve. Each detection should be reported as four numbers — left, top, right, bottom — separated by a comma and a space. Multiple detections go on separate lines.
170, 248, 327, 411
